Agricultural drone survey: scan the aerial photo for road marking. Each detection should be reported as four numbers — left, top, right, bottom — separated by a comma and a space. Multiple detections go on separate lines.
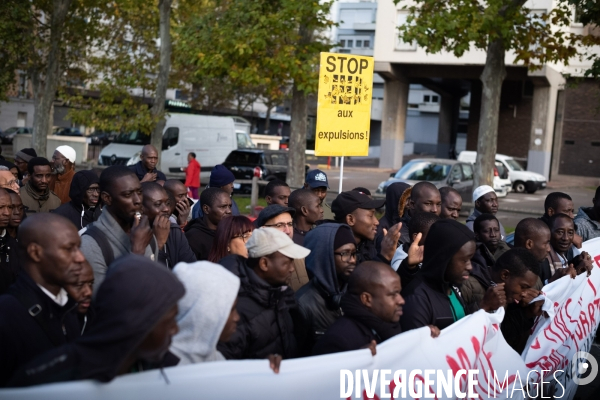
502, 199, 521, 203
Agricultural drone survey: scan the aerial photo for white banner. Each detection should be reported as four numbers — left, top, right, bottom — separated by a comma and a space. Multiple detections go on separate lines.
522, 237, 600, 400
3, 239, 600, 399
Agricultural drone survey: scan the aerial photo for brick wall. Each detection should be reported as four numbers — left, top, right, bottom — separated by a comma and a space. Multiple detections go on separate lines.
466, 80, 532, 158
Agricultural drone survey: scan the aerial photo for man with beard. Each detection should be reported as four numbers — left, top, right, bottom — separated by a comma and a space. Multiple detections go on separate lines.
312, 261, 440, 356
0, 189, 18, 294
466, 185, 506, 239
65, 260, 94, 334
53, 170, 102, 230
80, 166, 160, 292
142, 182, 196, 268
51, 145, 77, 204
20, 158, 61, 215
401, 219, 506, 332
0, 213, 85, 386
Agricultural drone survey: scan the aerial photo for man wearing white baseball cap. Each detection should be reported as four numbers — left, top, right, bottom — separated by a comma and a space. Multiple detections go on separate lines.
466, 185, 506, 239
52, 145, 77, 204
218, 227, 310, 361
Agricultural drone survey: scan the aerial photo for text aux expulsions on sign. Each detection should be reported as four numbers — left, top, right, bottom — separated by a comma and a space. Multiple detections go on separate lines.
315, 52, 374, 157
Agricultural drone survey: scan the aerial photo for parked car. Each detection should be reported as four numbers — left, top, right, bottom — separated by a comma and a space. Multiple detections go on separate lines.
89, 130, 116, 146
376, 158, 474, 203
458, 151, 547, 193
53, 127, 83, 137
0, 127, 33, 144
222, 149, 308, 194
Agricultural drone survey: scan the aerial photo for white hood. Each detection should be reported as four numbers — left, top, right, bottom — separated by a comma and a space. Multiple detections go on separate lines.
170, 261, 240, 365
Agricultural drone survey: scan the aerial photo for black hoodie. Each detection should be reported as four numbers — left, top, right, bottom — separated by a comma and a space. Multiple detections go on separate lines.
401, 219, 476, 332
294, 223, 350, 355
52, 170, 101, 230
184, 217, 215, 261
376, 182, 411, 252
8, 254, 185, 387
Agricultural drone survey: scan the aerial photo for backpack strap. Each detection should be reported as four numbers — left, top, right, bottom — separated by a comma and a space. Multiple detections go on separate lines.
83, 224, 115, 267
7, 287, 63, 347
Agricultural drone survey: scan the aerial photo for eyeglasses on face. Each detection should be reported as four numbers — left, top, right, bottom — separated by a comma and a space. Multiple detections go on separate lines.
86, 187, 101, 194
233, 232, 252, 243
334, 251, 357, 262
263, 222, 293, 229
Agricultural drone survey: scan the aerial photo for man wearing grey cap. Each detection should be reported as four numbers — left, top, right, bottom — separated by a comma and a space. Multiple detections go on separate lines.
466, 185, 506, 239
217, 227, 310, 360
14, 148, 37, 186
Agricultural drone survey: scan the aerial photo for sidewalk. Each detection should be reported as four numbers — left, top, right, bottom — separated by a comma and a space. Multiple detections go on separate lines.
547, 174, 600, 190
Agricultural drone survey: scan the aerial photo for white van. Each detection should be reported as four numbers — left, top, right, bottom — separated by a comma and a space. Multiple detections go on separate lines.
98, 113, 254, 183
458, 151, 547, 194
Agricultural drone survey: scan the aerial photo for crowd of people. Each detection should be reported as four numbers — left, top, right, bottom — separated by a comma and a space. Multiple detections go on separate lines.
0, 143, 599, 388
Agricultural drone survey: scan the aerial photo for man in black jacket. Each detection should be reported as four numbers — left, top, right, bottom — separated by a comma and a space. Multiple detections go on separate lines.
295, 223, 356, 355
401, 219, 505, 332
218, 227, 310, 360
332, 190, 400, 265
8, 254, 184, 387
313, 261, 440, 356
393, 182, 442, 247
52, 170, 102, 230
0, 188, 19, 294
129, 144, 167, 183
185, 187, 231, 260
439, 186, 462, 220
0, 213, 84, 386
142, 182, 196, 268
540, 192, 582, 247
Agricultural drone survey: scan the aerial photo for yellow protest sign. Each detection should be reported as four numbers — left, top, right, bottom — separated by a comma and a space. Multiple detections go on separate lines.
315, 52, 374, 157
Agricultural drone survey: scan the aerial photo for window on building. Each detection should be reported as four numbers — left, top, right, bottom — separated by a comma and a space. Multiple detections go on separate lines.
356, 40, 362, 47
340, 40, 345, 48
18, 73, 27, 98
363, 40, 370, 48
396, 12, 417, 50
432, 95, 439, 103
424, 95, 431, 102
347, 40, 353, 48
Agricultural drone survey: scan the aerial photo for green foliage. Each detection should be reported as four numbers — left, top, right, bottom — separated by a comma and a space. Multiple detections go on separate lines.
564, 0, 600, 78
0, 1, 31, 102
395, 0, 590, 71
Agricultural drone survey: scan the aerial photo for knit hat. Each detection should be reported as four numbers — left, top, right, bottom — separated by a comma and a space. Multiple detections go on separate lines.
55, 145, 76, 163
15, 148, 37, 163
209, 165, 235, 188
333, 225, 356, 250
472, 185, 495, 203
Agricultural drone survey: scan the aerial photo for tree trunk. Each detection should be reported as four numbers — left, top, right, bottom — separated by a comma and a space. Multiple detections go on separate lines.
31, 0, 73, 157
264, 102, 272, 134
150, 0, 173, 170
474, 38, 506, 189
286, 83, 307, 188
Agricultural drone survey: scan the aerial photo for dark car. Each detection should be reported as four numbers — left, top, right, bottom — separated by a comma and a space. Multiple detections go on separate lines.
376, 158, 474, 203
89, 130, 116, 146
0, 127, 33, 144
53, 127, 83, 137
222, 149, 308, 193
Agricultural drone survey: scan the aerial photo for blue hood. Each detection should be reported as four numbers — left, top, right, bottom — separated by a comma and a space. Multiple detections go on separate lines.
304, 223, 354, 298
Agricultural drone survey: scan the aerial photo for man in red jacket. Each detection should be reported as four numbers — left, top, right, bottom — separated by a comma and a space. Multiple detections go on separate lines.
184, 152, 201, 199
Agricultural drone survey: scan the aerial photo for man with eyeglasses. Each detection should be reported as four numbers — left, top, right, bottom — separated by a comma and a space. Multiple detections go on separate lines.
255, 205, 309, 290
53, 170, 102, 231
294, 223, 357, 355
0, 166, 20, 194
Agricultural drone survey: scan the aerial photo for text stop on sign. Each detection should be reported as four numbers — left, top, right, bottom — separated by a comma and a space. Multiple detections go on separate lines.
315, 52, 374, 157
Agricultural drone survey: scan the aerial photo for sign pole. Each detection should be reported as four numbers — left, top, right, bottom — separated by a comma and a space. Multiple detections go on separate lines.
338, 156, 344, 193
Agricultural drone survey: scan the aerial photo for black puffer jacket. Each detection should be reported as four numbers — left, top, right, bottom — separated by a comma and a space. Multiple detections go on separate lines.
401, 219, 476, 332
218, 255, 298, 360
184, 217, 215, 261
294, 223, 350, 355
52, 170, 101, 230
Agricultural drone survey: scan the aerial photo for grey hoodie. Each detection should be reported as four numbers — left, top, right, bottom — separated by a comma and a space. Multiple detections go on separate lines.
80, 210, 158, 293
574, 207, 600, 242
170, 261, 240, 364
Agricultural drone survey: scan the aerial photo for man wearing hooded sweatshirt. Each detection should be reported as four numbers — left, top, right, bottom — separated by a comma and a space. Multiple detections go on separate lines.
20, 157, 61, 216
575, 186, 600, 242
294, 223, 356, 355
312, 261, 440, 356
218, 228, 310, 360
7, 254, 184, 387
191, 165, 240, 219
0, 214, 84, 387
52, 170, 101, 230
332, 190, 401, 265
376, 182, 410, 252
401, 219, 506, 332
80, 166, 160, 292
185, 187, 232, 260
142, 182, 196, 268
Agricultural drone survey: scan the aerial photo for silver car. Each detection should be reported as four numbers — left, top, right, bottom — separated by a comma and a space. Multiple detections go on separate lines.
376, 158, 474, 203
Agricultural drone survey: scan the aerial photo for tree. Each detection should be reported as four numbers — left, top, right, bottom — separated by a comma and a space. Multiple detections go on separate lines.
396, 0, 592, 187
564, 0, 600, 79
0, 1, 32, 102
